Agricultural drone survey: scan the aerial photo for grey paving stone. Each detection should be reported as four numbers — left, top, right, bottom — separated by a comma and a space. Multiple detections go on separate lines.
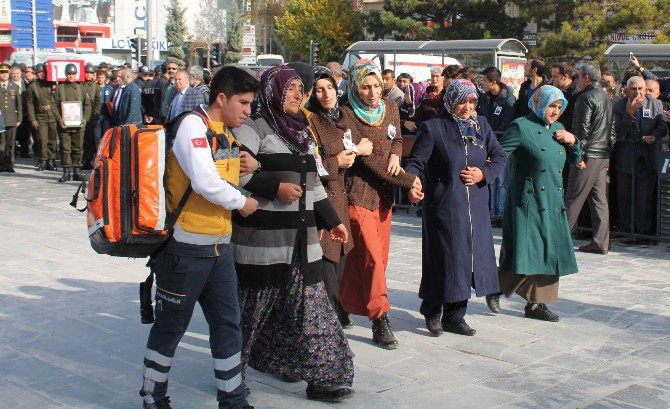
3, 162, 670, 408
606, 384, 670, 409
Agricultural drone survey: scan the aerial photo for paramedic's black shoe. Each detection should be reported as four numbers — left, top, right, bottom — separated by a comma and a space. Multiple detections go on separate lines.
143, 396, 172, 409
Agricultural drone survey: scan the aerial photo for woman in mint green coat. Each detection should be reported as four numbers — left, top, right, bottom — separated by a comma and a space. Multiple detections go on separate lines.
492, 85, 582, 322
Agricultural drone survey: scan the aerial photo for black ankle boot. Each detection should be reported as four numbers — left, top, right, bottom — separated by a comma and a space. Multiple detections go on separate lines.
58, 168, 72, 183
46, 159, 56, 171
37, 161, 46, 171
424, 313, 443, 336
72, 167, 85, 181
371, 313, 398, 349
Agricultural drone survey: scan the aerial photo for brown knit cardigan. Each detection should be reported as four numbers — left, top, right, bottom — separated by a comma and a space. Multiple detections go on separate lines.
308, 109, 356, 263
342, 98, 416, 211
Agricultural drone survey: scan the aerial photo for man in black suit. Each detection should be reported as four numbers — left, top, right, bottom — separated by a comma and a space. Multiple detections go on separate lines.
0, 63, 23, 172
614, 76, 668, 241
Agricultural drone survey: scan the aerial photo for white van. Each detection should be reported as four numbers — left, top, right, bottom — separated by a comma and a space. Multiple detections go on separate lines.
256, 54, 284, 67
9, 51, 122, 67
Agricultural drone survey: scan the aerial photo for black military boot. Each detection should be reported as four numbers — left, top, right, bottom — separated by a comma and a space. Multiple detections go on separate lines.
371, 313, 398, 350
37, 161, 46, 171
46, 159, 56, 171
58, 168, 72, 183
72, 167, 85, 181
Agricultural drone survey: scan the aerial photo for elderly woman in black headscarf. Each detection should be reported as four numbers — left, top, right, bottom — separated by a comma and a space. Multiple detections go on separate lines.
305, 66, 373, 328
404, 79, 507, 337
232, 65, 355, 403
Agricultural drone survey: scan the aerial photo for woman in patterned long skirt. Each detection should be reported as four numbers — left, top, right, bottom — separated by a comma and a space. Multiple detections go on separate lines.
231, 65, 355, 403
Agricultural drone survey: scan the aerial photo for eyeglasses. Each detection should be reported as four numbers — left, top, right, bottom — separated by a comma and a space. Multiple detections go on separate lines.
167, 67, 177, 71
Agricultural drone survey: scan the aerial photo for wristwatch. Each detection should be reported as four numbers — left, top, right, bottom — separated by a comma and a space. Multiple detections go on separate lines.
253, 161, 262, 174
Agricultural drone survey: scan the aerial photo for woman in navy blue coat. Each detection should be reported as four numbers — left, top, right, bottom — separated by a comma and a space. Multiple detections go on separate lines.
405, 79, 507, 336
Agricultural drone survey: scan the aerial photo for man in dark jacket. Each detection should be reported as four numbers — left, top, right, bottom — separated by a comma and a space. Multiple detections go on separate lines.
614, 76, 667, 241
477, 66, 516, 222
551, 62, 582, 190
0, 63, 23, 172
630, 54, 670, 103
550, 62, 581, 132
565, 64, 614, 255
112, 68, 142, 127
514, 58, 549, 118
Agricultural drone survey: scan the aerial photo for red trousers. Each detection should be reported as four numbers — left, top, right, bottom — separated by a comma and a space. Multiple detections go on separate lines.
340, 205, 392, 320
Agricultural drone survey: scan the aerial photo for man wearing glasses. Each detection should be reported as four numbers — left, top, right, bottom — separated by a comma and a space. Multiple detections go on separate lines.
155, 62, 179, 124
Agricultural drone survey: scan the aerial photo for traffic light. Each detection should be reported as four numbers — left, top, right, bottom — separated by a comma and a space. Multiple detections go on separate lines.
211, 42, 222, 65
129, 37, 139, 63
309, 40, 320, 66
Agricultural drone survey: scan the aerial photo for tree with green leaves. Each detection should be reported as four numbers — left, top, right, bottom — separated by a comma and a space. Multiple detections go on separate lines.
226, 0, 244, 64
275, 0, 363, 62
165, 0, 188, 67
534, 0, 657, 64
363, 0, 525, 41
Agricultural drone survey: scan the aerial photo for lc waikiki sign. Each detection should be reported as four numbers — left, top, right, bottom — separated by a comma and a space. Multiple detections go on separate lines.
97, 38, 170, 51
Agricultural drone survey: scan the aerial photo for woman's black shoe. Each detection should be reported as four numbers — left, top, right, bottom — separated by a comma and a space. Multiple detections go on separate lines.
485, 293, 501, 314
275, 373, 302, 383
306, 384, 354, 403
371, 313, 398, 349
424, 313, 443, 336
524, 303, 560, 322
339, 312, 354, 329
441, 321, 476, 336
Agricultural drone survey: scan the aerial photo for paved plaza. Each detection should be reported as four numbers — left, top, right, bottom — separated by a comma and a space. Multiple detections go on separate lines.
1, 157, 670, 409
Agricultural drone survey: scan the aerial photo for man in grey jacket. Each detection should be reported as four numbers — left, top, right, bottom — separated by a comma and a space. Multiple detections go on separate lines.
614, 76, 667, 242
565, 64, 615, 255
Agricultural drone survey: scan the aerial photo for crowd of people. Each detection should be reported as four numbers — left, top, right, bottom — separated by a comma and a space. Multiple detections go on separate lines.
0, 60, 214, 182
1, 55, 668, 409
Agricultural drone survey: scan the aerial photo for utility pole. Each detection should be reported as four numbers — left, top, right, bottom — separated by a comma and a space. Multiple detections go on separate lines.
146, 0, 154, 67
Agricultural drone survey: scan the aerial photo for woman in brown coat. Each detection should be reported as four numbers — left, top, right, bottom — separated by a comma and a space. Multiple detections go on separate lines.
339, 60, 422, 350
306, 66, 373, 327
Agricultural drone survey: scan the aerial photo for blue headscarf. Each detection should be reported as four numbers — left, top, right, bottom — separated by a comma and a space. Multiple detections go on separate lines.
443, 79, 479, 114
444, 79, 482, 147
528, 85, 568, 123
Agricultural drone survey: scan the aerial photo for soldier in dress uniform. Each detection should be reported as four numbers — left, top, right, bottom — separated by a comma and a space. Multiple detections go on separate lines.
0, 63, 23, 172
27, 63, 59, 171
53, 63, 91, 182
81, 63, 100, 170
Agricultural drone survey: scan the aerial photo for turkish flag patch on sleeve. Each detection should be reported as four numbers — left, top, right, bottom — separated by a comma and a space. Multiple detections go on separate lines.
191, 138, 208, 148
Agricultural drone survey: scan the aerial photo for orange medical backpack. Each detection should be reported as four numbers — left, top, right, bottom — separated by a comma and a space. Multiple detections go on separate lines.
71, 124, 174, 257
